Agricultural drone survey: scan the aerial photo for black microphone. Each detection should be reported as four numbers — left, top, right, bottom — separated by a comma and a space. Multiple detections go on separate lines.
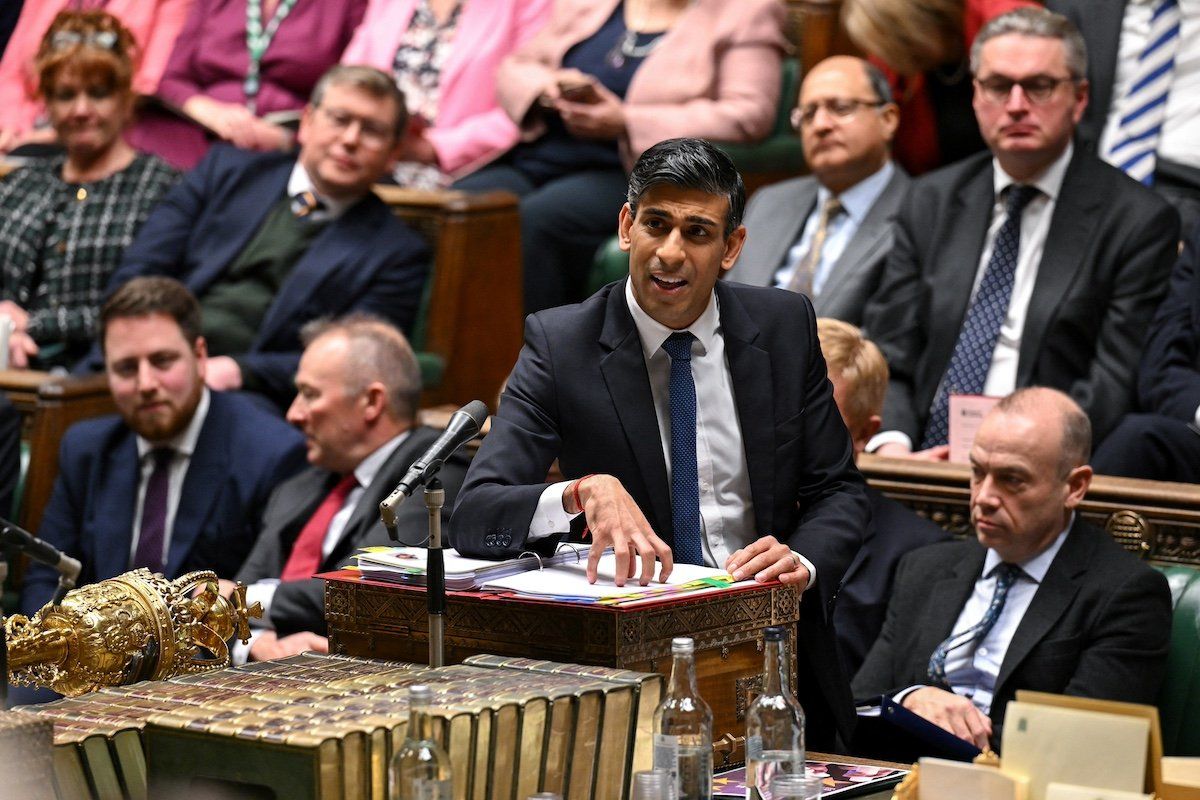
0, 518, 82, 590
380, 400, 489, 539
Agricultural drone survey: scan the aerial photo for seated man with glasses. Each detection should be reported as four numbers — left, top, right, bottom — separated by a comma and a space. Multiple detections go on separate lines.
738, 55, 908, 326
96, 65, 428, 407
861, 7, 1179, 459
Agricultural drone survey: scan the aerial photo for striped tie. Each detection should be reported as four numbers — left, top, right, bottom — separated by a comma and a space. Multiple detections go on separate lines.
1104, 0, 1181, 185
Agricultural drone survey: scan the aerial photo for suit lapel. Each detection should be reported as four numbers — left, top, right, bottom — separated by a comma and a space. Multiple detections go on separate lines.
194, 159, 292, 296
166, 397, 229, 576
819, 169, 908, 312
750, 186, 815, 289
717, 283, 774, 537
257, 198, 383, 345
995, 520, 1089, 693
598, 282, 673, 539
1016, 152, 1102, 384
913, 544, 987, 677
927, 163, 995, 378
93, 435, 141, 580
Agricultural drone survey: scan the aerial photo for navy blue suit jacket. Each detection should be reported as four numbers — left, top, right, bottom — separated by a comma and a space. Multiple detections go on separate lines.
20, 391, 307, 615
450, 278, 869, 743
103, 146, 429, 400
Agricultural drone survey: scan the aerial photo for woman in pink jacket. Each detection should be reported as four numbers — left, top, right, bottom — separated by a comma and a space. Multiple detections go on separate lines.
341, 0, 551, 187
0, 0, 193, 154
455, 0, 788, 314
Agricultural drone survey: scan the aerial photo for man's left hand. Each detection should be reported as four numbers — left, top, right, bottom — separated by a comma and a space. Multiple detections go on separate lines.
556, 83, 626, 140
205, 356, 243, 391
725, 535, 810, 589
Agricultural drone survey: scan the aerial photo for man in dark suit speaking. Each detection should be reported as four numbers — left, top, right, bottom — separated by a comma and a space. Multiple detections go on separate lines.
862, 8, 1179, 457
853, 388, 1171, 752
450, 137, 869, 745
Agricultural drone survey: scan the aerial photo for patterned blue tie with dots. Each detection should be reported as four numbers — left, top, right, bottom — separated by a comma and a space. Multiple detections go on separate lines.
662, 331, 704, 566
927, 562, 1022, 686
922, 184, 1041, 449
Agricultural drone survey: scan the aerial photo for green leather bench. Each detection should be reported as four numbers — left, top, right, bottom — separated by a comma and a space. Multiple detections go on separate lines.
1157, 565, 1200, 756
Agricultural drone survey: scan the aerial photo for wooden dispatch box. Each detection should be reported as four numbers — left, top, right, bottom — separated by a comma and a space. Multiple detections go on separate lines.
322, 571, 799, 740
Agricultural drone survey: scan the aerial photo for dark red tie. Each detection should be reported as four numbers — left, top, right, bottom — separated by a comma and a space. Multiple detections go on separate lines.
280, 474, 358, 580
133, 448, 173, 572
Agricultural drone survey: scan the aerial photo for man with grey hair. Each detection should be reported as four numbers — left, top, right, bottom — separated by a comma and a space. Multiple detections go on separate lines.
854, 386, 1171, 754
101, 64, 428, 407
862, 7, 1179, 458
738, 56, 909, 326
229, 314, 468, 662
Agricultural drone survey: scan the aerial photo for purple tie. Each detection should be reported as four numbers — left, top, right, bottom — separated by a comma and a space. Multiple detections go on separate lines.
133, 448, 173, 572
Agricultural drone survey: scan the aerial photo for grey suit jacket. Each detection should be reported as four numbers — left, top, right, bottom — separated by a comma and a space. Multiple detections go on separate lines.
852, 517, 1172, 750
1046, 0, 1124, 154
236, 426, 470, 636
862, 149, 1180, 445
735, 165, 910, 326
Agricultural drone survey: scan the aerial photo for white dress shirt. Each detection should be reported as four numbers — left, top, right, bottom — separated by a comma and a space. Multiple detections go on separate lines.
527, 281, 816, 587
286, 163, 357, 221
869, 145, 1073, 452
235, 431, 411, 664
130, 389, 211, 566
1099, 0, 1200, 171
941, 523, 1071, 714
773, 161, 897, 294
893, 518, 1072, 715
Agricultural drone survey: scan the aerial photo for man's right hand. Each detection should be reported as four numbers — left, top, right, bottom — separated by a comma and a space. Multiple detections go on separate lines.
247, 630, 329, 661
901, 686, 993, 750
566, 474, 673, 587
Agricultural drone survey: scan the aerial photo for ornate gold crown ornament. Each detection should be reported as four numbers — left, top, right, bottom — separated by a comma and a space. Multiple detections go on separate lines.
5, 569, 262, 697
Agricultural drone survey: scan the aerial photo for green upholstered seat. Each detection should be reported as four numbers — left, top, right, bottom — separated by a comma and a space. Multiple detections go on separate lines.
1156, 564, 1200, 756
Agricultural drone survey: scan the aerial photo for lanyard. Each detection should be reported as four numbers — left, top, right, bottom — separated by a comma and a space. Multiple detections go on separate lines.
244, 0, 300, 114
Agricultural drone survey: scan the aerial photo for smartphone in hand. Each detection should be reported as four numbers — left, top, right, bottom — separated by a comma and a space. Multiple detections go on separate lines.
557, 79, 601, 104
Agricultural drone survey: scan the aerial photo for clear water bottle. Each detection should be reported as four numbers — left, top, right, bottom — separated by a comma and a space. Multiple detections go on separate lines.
391, 684, 453, 800
746, 627, 805, 800
653, 637, 713, 799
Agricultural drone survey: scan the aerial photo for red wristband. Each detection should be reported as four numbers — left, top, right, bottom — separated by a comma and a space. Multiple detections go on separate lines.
571, 474, 596, 516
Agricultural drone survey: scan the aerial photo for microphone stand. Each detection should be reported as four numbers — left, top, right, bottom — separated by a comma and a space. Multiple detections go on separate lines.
424, 477, 445, 668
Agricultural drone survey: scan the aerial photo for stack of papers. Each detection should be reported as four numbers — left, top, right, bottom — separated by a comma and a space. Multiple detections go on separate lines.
355, 544, 591, 590
479, 551, 755, 606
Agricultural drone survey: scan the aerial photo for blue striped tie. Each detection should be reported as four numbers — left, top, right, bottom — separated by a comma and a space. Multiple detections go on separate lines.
922, 185, 1040, 449
927, 563, 1022, 686
662, 331, 704, 566
1104, 0, 1181, 185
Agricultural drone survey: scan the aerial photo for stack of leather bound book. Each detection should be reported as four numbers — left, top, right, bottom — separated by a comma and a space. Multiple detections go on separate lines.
5, 652, 663, 800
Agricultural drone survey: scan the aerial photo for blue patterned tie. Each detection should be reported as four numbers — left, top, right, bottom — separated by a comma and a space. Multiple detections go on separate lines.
1103, 0, 1181, 185
922, 184, 1040, 448
662, 331, 704, 565
927, 562, 1022, 686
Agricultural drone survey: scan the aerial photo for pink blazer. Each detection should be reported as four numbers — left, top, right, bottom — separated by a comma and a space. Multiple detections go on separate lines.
498, 0, 788, 171
342, 0, 551, 176
0, 0, 193, 135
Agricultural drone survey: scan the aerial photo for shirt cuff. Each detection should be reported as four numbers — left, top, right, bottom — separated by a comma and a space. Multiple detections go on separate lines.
231, 628, 267, 666
245, 579, 279, 624
1193, 404, 1200, 429
792, 550, 817, 594
893, 685, 927, 705
528, 481, 581, 542
866, 430, 913, 453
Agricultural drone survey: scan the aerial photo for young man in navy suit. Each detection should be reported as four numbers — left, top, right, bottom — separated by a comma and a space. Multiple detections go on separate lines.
20, 278, 306, 618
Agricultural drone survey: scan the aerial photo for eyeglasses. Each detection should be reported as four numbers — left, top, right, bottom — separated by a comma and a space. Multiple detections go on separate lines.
791, 98, 886, 129
50, 30, 119, 52
316, 105, 395, 150
974, 75, 1077, 104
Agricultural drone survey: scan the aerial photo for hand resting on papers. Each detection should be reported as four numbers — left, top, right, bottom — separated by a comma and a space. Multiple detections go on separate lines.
564, 474, 674, 587
725, 534, 811, 590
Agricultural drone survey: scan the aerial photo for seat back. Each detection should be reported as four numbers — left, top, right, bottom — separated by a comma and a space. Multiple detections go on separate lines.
1156, 564, 1200, 756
